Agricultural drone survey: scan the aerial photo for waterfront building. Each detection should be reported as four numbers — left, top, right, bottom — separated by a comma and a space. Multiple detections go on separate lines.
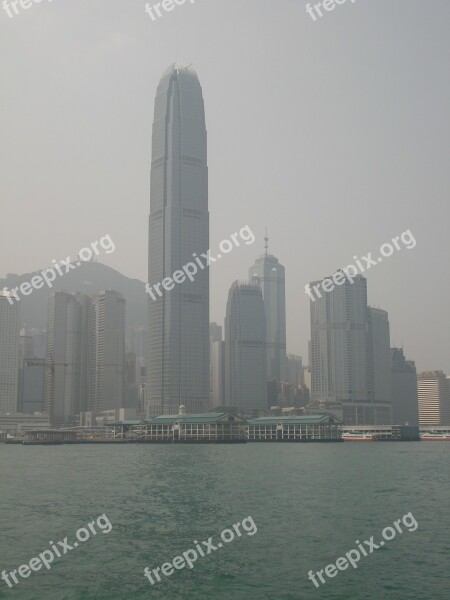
147, 63, 210, 416
417, 370, 450, 425
111, 411, 247, 443
249, 237, 286, 382
391, 348, 419, 425
246, 414, 342, 441
0, 291, 20, 413
224, 281, 267, 413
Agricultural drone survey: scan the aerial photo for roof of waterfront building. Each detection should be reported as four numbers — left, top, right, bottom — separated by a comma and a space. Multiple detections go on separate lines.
112, 413, 246, 426
247, 414, 342, 425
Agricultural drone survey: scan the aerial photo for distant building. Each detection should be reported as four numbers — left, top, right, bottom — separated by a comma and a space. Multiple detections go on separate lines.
30, 328, 47, 359
211, 340, 225, 408
20, 358, 45, 414
417, 370, 450, 425
209, 322, 223, 406
310, 275, 372, 424
0, 291, 20, 413
44, 290, 125, 425
368, 307, 392, 423
249, 236, 286, 383
90, 290, 126, 413
225, 281, 267, 413
286, 354, 303, 386
18, 326, 34, 412
0, 412, 50, 435
391, 348, 419, 425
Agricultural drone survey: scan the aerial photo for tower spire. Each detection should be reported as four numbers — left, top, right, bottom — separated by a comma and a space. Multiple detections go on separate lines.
264, 227, 269, 256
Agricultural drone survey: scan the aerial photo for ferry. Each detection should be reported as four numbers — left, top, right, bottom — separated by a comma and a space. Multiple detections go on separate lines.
420, 432, 450, 441
342, 432, 378, 442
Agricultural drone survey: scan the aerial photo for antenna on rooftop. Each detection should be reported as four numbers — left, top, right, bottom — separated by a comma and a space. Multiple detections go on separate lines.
264, 227, 269, 256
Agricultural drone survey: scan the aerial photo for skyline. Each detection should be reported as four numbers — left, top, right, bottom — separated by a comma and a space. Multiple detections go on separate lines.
1, 0, 449, 375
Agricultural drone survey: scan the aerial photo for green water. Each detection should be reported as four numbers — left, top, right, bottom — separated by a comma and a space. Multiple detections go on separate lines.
0, 443, 448, 599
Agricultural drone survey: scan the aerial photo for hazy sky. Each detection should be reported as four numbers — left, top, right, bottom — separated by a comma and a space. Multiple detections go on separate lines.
1, 0, 449, 373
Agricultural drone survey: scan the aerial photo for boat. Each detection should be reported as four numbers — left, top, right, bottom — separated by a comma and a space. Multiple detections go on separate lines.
342, 432, 378, 442
420, 432, 450, 441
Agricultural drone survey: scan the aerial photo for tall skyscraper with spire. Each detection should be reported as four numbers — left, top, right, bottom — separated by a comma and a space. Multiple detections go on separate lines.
147, 63, 210, 416
249, 232, 286, 383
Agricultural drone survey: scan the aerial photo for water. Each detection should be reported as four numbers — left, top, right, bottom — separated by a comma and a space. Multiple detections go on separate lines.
0, 443, 448, 599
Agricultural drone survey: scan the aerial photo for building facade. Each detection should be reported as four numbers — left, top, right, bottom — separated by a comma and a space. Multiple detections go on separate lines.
417, 370, 450, 425
147, 63, 210, 416
225, 281, 267, 413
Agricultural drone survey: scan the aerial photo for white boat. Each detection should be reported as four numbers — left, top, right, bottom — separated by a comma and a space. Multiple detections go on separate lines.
420, 432, 450, 441
342, 432, 378, 442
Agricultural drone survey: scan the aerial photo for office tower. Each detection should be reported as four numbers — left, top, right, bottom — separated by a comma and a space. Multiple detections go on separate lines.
249, 236, 286, 382
90, 290, 125, 413
417, 370, 450, 425
20, 358, 45, 414
310, 274, 379, 424
44, 292, 86, 426
225, 281, 267, 413
368, 307, 392, 423
0, 291, 20, 413
286, 354, 304, 386
391, 348, 419, 425
147, 63, 209, 416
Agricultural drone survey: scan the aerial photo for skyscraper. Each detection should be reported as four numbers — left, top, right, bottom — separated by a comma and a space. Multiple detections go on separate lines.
90, 290, 125, 413
225, 281, 267, 413
249, 235, 286, 382
0, 291, 20, 413
147, 63, 209, 416
310, 274, 383, 424
44, 292, 85, 426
